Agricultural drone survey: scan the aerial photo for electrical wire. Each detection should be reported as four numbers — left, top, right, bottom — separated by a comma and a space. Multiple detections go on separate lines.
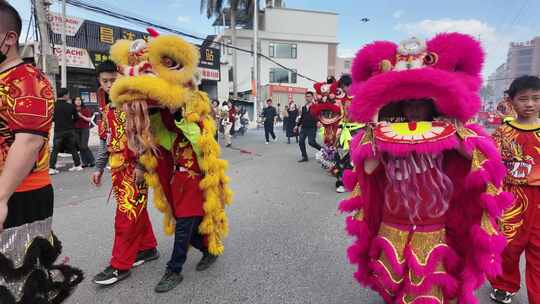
63, 0, 319, 82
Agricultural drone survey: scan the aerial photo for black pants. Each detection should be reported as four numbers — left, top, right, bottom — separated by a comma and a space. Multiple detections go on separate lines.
167, 216, 206, 273
75, 128, 95, 165
299, 127, 321, 159
5, 185, 54, 229
335, 152, 352, 187
264, 122, 276, 142
49, 129, 81, 168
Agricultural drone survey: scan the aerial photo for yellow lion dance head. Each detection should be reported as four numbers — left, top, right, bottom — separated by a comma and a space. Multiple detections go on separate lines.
108, 29, 232, 255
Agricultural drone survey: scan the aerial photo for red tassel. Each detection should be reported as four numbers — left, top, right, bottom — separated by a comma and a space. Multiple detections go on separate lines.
147, 28, 160, 38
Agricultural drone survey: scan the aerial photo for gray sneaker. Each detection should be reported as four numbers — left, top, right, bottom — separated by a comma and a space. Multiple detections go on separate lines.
154, 270, 183, 293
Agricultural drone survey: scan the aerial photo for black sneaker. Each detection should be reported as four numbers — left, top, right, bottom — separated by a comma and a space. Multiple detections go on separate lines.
490, 288, 514, 304
133, 248, 160, 267
298, 158, 308, 163
93, 266, 131, 286
154, 270, 183, 293
196, 252, 218, 271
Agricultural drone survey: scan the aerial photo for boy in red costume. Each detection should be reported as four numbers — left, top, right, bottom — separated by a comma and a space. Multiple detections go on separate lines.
91, 60, 159, 286
489, 75, 540, 304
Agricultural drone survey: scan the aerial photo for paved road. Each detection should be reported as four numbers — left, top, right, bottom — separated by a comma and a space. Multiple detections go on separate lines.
49, 129, 527, 304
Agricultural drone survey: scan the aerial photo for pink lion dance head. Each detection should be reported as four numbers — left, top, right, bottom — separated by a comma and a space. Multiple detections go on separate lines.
348, 33, 484, 123
349, 33, 485, 222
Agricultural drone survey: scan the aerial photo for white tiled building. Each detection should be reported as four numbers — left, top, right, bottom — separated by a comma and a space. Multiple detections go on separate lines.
335, 57, 353, 77
213, 5, 339, 115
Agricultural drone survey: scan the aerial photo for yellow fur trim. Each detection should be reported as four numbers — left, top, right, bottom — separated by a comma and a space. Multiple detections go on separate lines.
110, 75, 192, 109
110, 39, 132, 65
148, 35, 199, 87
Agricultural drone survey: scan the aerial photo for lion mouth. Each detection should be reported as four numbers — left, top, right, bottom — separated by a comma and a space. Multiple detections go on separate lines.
508, 161, 534, 179
377, 98, 439, 122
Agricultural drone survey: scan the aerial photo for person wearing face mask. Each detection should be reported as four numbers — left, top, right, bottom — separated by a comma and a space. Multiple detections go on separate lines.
0, 1, 83, 302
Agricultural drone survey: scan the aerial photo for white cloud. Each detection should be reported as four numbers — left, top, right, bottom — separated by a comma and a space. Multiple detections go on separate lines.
393, 18, 535, 77
392, 10, 404, 19
177, 15, 191, 23
169, 1, 184, 9
338, 47, 356, 58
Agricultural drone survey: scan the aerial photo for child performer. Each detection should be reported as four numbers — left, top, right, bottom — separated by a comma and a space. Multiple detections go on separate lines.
489, 75, 540, 304
91, 61, 159, 286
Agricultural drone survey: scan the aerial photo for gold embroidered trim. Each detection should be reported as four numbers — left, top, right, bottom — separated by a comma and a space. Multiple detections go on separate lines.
471, 149, 487, 171
481, 212, 498, 236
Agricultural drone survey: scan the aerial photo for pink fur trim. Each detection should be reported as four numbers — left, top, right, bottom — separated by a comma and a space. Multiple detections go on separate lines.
351, 142, 374, 168
342, 169, 357, 191
351, 40, 398, 82
480, 192, 514, 218
344, 215, 367, 236
349, 68, 481, 123
458, 268, 481, 304
404, 272, 459, 300
365, 273, 395, 304
469, 225, 507, 278
369, 260, 402, 292
347, 229, 371, 265
349, 33, 483, 123
404, 244, 460, 278
339, 196, 363, 213
369, 237, 406, 277
375, 135, 459, 157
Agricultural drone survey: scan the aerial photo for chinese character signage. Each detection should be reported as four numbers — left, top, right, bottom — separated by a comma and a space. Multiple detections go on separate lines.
198, 46, 220, 70
121, 30, 136, 41
89, 52, 112, 66
198, 67, 220, 81
100, 26, 114, 44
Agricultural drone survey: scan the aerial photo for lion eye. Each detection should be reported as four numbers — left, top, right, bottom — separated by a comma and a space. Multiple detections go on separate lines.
423, 52, 438, 66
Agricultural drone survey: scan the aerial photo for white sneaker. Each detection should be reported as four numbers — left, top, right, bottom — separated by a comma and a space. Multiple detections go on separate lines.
273, 137, 278, 142
48, 168, 59, 175
68, 166, 83, 172
265, 142, 269, 145
336, 186, 346, 193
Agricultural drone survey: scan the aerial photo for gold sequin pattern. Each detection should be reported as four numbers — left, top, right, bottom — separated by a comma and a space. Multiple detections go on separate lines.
378, 223, 409, 264
409, 228, 448, 266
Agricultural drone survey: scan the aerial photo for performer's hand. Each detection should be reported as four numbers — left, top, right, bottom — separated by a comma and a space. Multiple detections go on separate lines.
92, 170, 103, 187
135, 168, 145, 186
0, 200, 7, 233
317, 122, 322, 128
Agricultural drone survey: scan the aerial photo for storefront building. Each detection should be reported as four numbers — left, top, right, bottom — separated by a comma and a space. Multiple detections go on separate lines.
48, 12, 220, 109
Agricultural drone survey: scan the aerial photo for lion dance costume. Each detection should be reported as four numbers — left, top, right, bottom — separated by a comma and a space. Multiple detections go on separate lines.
312, 80, 343, 171
0, 64, 83, 302
108, 29, 232, 259
339, 33, 513, 303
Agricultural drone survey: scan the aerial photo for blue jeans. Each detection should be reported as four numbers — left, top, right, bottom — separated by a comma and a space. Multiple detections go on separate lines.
167, 216, 206, 273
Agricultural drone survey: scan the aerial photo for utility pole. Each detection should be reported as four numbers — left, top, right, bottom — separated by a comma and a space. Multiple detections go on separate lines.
60, 0, 67, 88
34, 0, 56, 87
252, 0, 258, 121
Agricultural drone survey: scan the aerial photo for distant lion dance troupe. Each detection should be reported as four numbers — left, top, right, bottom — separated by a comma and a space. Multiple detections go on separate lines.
1, 0, 540, 303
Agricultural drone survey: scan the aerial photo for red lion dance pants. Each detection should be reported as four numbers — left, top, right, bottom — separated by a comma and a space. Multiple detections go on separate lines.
109, 162, 157, 270
490, 185, 540, 304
